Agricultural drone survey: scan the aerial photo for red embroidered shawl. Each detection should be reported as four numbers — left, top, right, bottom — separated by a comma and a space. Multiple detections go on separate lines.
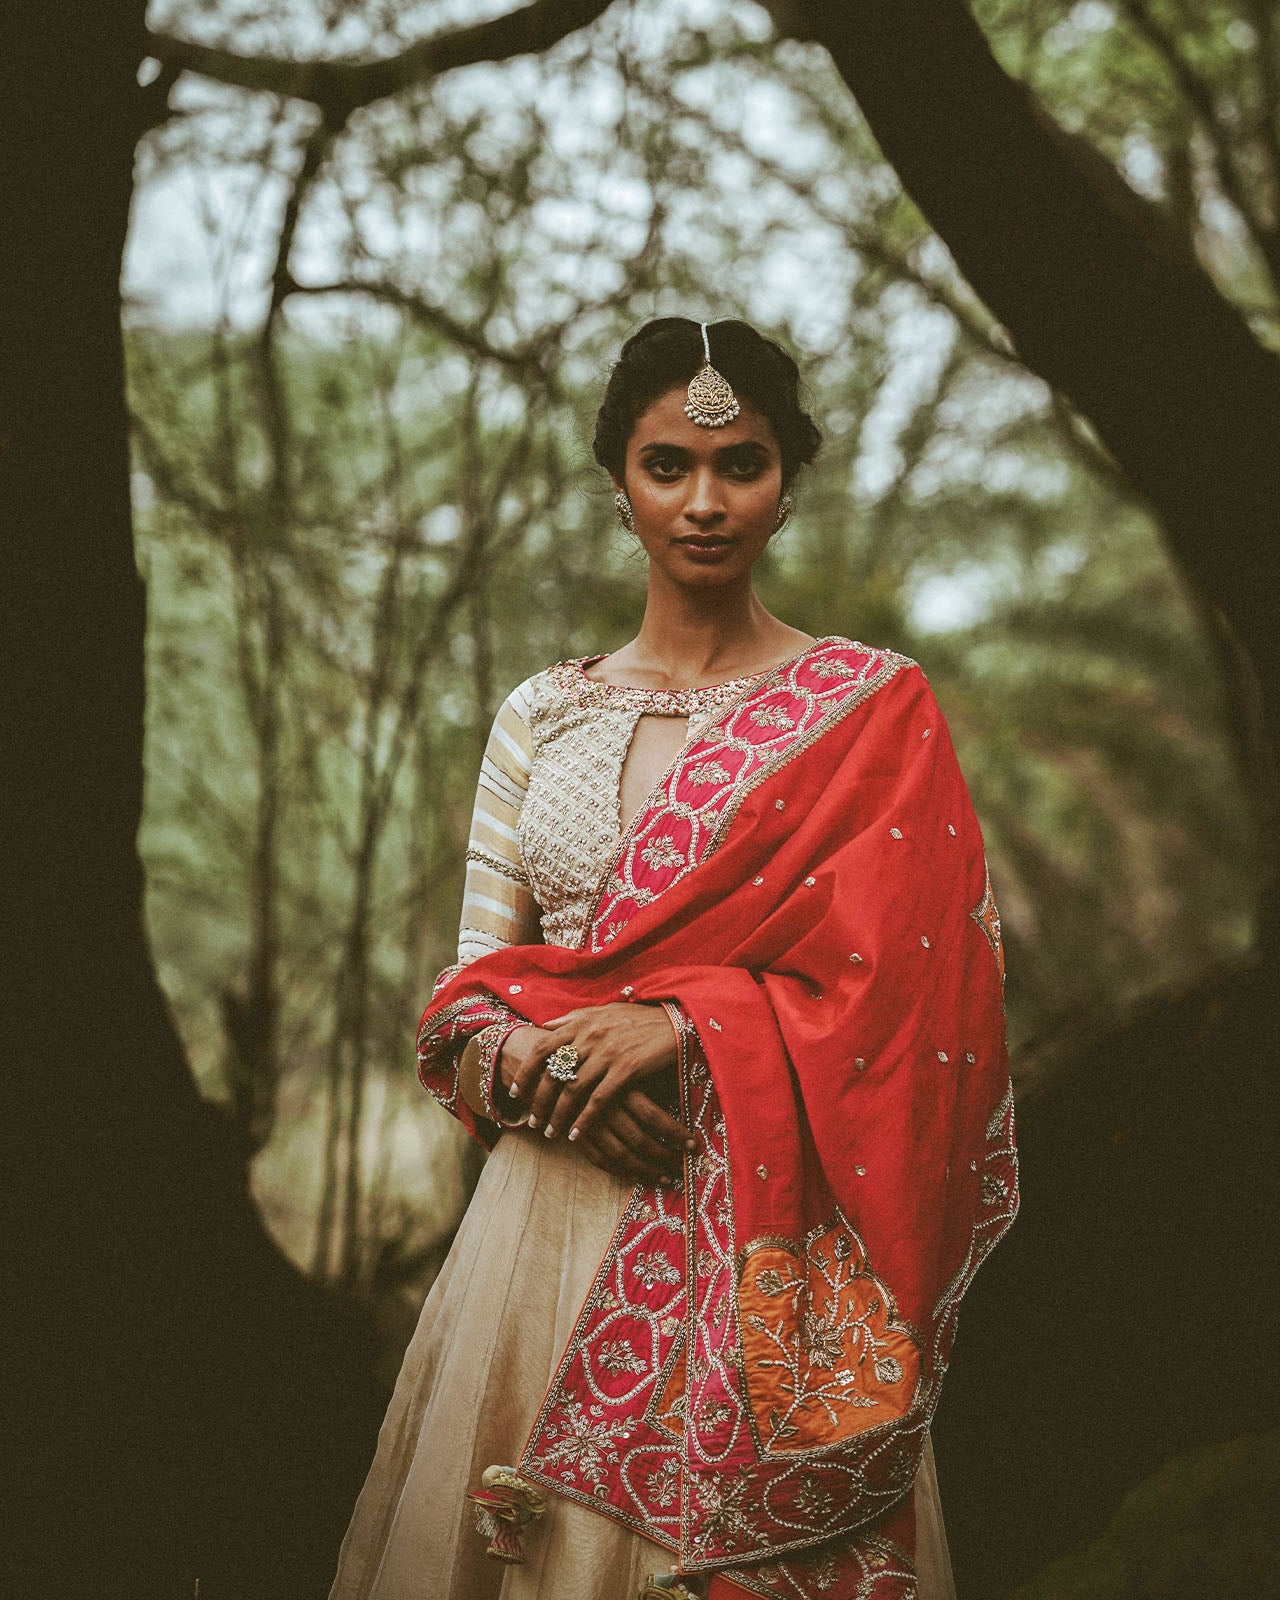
417, 639, 1019, 1599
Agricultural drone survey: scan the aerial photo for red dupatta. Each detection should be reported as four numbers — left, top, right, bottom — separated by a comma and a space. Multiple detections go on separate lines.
417, 638, 1019, 1598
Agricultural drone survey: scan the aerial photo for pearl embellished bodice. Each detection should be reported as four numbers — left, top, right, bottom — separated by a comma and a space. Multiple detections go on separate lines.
457, 652, 809, 960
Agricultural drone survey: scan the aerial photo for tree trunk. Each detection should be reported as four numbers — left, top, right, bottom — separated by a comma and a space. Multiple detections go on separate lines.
2, 8, 385, 1596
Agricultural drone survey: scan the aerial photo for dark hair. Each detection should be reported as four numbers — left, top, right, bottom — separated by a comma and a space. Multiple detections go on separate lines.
593, 317, 822, 487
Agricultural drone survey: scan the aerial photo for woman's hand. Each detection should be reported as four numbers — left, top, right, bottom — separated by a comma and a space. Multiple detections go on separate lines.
575, 1087, 696, 1186
496, 1017, 694, 1183
511, 1003, 681, 1142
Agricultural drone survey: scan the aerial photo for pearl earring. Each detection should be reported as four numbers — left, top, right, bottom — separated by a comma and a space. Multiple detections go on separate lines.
775, 493, 794, 530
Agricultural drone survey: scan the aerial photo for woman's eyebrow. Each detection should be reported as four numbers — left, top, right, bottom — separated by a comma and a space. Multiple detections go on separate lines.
637, 441, 689, 455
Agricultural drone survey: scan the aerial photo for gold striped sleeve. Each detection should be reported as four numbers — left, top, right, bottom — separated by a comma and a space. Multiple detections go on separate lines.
457, 681, 541, 965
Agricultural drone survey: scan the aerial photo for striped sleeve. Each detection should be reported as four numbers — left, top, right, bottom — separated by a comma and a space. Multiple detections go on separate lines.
457, 680, 541, 964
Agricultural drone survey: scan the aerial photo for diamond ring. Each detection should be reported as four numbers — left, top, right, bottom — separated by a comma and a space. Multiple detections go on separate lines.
546, 1044, 580, 1084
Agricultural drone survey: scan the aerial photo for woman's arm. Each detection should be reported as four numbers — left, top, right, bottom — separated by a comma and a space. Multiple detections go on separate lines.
418, 687, 541, 1138
456, 687, 542, 964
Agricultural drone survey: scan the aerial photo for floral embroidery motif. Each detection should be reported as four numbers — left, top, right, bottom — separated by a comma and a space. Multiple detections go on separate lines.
641, 835, 685, 871
538, 1399, 632, 1488
799, 1312, 845, 1370
635, 1250, 682, 1289
688, 758, 733, 785
646, 1458, 681, 1508
691, 1471, 766, 1557
751, 703, 798, 730
598, 1339, 648, 1376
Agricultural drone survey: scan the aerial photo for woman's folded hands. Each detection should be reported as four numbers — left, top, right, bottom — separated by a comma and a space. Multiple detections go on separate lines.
499, 1004, 697, 1186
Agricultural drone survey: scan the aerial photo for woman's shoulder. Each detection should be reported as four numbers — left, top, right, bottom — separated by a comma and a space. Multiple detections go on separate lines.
487, 658, 601, 745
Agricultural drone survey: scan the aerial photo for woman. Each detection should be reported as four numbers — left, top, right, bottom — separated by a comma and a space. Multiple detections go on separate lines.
328, 318, 1019, 1600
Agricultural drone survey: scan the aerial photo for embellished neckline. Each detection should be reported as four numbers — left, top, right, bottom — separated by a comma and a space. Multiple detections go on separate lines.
559, 636, 838, 716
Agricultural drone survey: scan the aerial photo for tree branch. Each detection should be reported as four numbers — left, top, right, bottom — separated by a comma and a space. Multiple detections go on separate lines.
148, 0, 617, 117
1119, 0, 1280, 292
286, 277, 553, 378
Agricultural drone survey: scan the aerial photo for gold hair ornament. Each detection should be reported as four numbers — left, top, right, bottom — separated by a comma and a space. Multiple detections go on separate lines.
684, 322, 740, 429
615, 490, 635, 532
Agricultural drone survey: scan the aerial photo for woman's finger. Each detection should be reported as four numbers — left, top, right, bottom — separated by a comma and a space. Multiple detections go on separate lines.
542, 1008, 586, 1030
568, 1075, 634, 1144
543, 1055, 605, 1139
602, 1103, 682, 1177
623, 1090, 699, 1154
524, 1063, 564, 1131
503, 1027, 552, 1104
579, 1126, 671, 1187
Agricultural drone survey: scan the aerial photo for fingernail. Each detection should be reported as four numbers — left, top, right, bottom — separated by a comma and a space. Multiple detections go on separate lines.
508, 1083, 520, 1098
544, 1125, 556, 1139
527, 1116, 539, 1129
567, 1128, 580, 1142
685, 1140, 698, 1152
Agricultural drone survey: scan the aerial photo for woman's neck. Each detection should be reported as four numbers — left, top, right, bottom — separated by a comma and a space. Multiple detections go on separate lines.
612, 575, 813, 688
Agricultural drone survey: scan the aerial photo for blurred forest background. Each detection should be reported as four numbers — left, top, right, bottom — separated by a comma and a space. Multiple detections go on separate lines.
8, 0, 1280, 1597
129, 0, 1264, 1311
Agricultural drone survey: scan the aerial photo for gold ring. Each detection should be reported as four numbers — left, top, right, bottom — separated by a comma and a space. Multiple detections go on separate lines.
546, 1044, 580, 1084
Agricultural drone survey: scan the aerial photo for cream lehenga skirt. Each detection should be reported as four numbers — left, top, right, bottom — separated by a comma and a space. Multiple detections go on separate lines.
328, 1132, 959, 1600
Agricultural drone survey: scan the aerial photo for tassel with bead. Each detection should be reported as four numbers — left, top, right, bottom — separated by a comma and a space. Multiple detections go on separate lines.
466, 1465, 547, 1564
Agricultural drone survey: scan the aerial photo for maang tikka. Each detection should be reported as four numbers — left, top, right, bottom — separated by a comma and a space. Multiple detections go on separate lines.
685, 322, 740, 429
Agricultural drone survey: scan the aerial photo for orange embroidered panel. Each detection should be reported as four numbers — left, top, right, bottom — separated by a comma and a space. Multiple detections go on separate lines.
737, 1220, 922, 1452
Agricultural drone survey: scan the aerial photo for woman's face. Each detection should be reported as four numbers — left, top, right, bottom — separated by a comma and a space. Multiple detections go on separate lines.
615, 384, 785, 587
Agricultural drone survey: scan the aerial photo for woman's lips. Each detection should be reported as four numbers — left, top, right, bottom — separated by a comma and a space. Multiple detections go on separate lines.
674, 535, 734, 561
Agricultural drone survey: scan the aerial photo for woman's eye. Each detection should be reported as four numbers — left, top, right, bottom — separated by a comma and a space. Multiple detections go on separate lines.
726, 458, 764, 480
646, 456, 683, 479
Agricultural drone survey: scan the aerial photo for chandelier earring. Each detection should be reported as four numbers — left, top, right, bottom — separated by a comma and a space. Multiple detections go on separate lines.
775, 492, 794, 531
615, 491, 635, 533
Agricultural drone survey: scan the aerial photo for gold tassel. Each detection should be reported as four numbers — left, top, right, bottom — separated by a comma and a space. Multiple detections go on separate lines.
466, 1465, 547, 1564
640, 1575, 702, 1600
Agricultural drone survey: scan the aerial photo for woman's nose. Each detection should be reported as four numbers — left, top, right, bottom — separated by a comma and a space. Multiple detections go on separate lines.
683, 470, 725, 526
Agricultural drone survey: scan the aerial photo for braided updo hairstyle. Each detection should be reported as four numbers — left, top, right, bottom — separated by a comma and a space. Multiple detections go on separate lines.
593, 317, 822, 488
